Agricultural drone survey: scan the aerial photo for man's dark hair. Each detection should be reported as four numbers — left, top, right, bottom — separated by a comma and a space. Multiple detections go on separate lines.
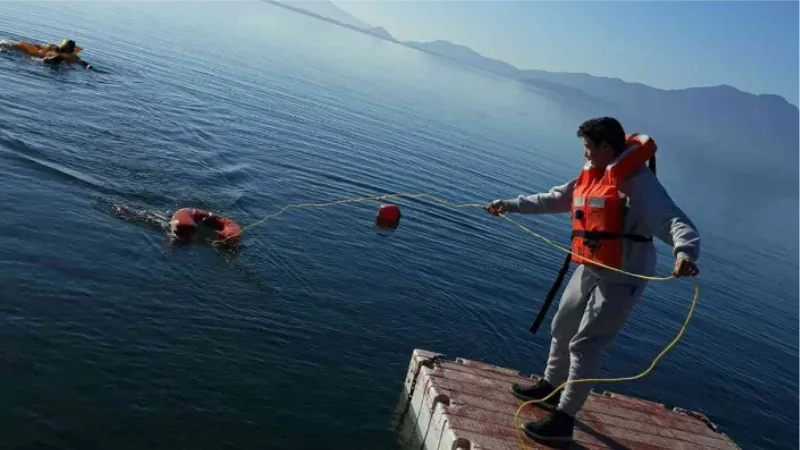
60, 40, 76, 54
577, 117, 626, 155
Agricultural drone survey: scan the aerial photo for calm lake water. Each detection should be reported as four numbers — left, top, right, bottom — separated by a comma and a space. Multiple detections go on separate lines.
0, 2, 797, 449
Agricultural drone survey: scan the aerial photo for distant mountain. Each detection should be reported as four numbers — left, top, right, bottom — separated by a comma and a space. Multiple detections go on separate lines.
400, 40, 798, 157
517, 69, 799, 152
268, 0, 396, 41
265, 1, 798, 193
405, 40, 520, 77
368, 26, 395, 41
283, 0, 373, 30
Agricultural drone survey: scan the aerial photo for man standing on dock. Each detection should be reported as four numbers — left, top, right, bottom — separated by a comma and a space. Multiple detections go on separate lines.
484, 117, 700, 443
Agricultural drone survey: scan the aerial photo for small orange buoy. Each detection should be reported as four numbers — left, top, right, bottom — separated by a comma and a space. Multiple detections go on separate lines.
375, 203, 401, 229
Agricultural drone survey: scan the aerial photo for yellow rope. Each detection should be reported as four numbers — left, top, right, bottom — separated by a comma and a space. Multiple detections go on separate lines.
234, 192, 483, 236
494, 213, 699, 448
499, 214, 675, 281
224, 192, 698, 449
513, 280, 698, 449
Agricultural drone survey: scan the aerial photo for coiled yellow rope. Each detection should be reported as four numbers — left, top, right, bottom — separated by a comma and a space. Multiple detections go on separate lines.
495, 213, 698, 448
227, 192, 698, 449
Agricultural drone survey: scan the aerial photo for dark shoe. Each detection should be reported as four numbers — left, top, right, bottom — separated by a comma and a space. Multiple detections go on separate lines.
523, 410, 575, 443
511, 378, 561, 409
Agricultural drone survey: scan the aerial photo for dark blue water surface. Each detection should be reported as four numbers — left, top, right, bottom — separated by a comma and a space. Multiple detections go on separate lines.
0, 3, 797, 449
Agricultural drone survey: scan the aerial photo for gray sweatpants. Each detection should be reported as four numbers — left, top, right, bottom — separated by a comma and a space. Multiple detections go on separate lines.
543, 265, 647, 416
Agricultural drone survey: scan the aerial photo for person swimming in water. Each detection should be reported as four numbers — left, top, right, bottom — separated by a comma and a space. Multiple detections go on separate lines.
1, 39, 92, 69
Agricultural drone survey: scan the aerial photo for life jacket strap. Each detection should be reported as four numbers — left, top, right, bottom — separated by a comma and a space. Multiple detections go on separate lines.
571, 230, 653, 243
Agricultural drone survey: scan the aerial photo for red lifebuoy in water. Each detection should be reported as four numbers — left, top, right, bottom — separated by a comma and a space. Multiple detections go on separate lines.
170, 208, 241, 243
375, 203, 401, 229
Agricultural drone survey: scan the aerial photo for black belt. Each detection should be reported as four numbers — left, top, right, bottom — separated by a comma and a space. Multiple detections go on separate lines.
529, 252, 572, 335
571, 230, 653, 242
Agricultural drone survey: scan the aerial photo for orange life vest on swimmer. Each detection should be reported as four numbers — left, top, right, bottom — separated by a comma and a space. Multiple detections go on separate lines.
570, 133, 657, 269
13, 40, 83, 61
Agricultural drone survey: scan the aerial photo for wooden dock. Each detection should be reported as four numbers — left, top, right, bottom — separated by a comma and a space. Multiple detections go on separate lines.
394, 349, 741, 450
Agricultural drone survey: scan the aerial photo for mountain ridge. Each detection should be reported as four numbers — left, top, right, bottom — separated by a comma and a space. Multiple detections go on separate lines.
266, 1, 398, 42
282, 2, 796, 106
270, 2, 797, 150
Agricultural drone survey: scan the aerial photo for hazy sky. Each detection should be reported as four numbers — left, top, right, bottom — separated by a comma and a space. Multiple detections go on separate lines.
334, 1, 799, 104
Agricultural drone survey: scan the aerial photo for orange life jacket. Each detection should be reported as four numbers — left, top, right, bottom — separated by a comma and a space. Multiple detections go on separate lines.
570, 133, 657, 269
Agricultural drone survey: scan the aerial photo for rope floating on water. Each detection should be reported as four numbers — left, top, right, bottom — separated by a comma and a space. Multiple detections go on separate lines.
221, 192, 699, 450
